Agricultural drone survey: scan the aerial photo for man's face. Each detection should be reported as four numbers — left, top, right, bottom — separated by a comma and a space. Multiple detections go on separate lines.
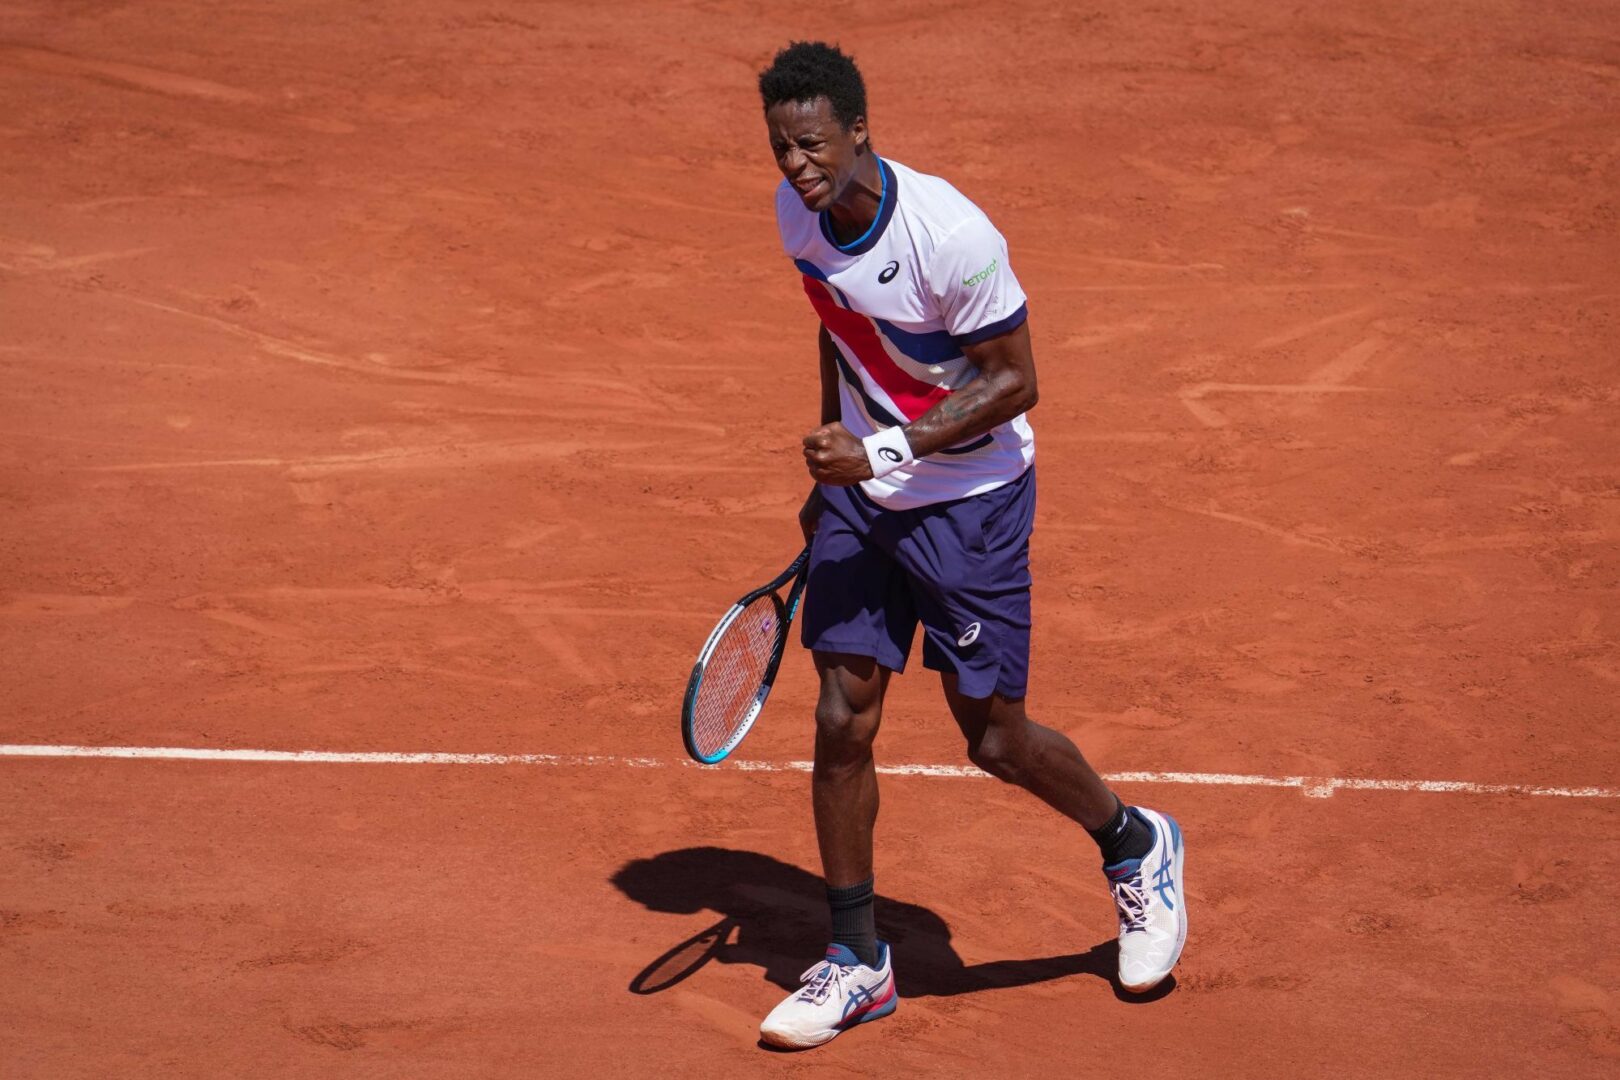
765, 96, 867, 213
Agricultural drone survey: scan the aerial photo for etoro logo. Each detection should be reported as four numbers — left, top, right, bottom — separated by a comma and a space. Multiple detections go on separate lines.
961, 258, 998, 287
956, 622, 982, 647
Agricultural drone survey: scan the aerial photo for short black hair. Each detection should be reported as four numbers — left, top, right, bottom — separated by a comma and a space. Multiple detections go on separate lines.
758, 41, 868, 130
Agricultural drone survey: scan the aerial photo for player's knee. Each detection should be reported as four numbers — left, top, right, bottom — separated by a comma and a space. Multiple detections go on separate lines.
967, 726, 1025, 785
815, 699, 877, 756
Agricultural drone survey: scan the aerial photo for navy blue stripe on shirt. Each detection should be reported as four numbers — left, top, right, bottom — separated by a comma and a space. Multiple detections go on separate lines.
829, 347, 903, 427
874, 317, 960, 366
954, 303, 1029, 347
796, 258, 963, 368
795, 256, 830, 281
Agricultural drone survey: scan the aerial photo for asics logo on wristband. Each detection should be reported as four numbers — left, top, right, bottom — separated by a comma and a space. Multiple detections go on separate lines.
877, 447, 903, 463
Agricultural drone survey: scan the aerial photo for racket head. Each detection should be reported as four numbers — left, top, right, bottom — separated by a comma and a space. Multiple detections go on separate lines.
682, 590, 793, 764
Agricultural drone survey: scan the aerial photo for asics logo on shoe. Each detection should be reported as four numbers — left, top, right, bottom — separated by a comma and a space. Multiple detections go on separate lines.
840, 984, 873, 1020
1151, 855, 1176, 911
956, 622, 981, 646
839, 981, 887, 1022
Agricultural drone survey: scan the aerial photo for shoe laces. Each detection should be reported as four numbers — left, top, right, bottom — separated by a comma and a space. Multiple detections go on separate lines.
1110, 871, 1149, 934
796, 960, 854, 1005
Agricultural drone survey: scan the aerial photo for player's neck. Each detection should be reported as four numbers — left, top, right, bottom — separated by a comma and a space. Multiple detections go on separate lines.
825, 153, 885, 247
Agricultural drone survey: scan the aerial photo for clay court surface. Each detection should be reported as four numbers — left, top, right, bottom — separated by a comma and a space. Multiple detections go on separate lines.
3, 0, 1619, 1075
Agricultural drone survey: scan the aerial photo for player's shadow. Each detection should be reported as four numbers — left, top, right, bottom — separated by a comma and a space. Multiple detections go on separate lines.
612, 846, 1171, 1002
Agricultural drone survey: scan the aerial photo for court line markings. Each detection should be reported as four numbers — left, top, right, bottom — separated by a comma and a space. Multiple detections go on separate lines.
0, 744, 1614, 801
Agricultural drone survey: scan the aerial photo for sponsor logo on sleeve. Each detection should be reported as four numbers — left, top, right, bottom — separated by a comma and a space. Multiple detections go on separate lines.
878, 260, 899, 284
961, 258, 998, 287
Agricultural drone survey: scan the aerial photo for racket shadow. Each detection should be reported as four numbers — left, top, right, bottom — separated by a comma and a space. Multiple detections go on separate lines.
613, 846, 1140, 1000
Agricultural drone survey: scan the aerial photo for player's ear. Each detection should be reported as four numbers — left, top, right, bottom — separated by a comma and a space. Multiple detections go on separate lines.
850, 115, 869, 154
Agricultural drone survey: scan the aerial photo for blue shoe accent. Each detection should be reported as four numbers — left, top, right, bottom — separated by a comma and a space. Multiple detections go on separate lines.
1103, 857, 1143, 881
845, 988, 898, 1027
824, 941, 888, 967
823, 943, 861, 966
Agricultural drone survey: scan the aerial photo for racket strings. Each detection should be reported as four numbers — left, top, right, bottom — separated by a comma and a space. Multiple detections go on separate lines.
690, 594, 785, 757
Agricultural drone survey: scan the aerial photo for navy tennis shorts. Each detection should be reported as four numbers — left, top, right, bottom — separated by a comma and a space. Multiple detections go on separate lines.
801, 467, 1035, 699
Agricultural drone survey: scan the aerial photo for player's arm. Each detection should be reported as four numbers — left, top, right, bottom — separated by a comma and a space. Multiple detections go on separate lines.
898, 323, 1036, 456
798, 326, 842, 538
801, 325, 1034, 484
817, 325, 840, 425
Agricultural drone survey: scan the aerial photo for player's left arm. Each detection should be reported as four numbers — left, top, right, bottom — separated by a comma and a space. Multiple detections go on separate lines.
899, 322, 1036, 456
801, 327, 1035, 484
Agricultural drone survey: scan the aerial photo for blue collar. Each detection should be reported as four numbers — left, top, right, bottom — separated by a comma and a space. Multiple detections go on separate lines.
819, 157, 897, 257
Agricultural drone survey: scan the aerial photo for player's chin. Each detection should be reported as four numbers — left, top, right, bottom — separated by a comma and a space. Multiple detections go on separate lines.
794, 179, 833, 211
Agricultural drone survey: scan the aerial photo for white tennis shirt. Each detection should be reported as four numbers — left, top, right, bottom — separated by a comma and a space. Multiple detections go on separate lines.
776, 156, 1034, 510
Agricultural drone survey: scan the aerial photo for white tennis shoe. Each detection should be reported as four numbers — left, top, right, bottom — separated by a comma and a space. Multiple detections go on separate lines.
758, 942, 897, 1049
1104, 806, 1188, 993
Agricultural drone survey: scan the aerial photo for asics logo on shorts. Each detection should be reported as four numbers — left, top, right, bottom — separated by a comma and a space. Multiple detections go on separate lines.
956, 622, 981, 647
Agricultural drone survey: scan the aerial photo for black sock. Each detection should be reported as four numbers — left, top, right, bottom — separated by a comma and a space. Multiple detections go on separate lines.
1088, 799, 1154, 865
827, 877, 879, 967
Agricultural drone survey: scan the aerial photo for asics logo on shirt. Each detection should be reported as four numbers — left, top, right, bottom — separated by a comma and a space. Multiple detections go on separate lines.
878, 260, 899, 284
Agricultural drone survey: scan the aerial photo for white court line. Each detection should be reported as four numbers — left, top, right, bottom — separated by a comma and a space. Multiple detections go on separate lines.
0, 743, 1615, 800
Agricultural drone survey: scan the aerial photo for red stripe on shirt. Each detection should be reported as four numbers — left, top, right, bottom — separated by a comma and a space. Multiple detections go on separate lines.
801, 276, 951, 421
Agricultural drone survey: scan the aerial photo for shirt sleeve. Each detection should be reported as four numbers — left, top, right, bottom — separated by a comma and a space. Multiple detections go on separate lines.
928, 215, 1029, 346
774, 181, 801, 257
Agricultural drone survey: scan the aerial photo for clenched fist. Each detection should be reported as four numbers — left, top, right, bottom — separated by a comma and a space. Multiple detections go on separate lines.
802, 422, 872, 486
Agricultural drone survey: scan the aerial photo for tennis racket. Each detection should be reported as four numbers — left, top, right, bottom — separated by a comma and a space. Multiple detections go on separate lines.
681, 546, 810, 764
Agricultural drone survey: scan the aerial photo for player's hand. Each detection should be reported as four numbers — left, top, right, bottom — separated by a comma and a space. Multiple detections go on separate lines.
802, 422, 872, 486
798, 485, 825, 542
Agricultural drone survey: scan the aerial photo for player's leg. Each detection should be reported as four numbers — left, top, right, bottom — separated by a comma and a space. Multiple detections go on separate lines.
761, 486, 908, 1049
811, 650, 889, 914
940, 679, 1118, 829
900, 468, 1188, 993
939, 682, 1187, 995
759, 652, 900, 1050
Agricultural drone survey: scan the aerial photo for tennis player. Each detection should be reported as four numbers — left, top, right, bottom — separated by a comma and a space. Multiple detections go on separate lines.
755, 43, 1188, 1049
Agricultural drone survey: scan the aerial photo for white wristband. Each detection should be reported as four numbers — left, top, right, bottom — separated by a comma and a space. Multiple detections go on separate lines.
862, 427, 915, 480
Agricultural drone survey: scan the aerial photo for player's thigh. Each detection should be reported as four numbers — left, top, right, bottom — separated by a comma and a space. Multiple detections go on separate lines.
801, 485, 917, 674
899, 471, 1036, 701
940, 672, 1028, 750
